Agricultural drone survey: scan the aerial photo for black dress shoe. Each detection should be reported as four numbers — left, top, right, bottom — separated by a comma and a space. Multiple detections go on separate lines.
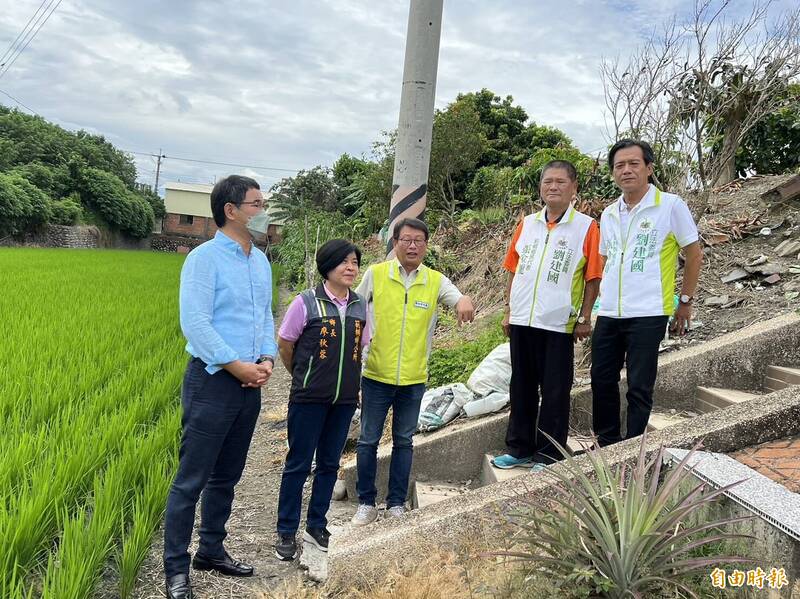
192, 551, 254, 577
165, 573, 194, 599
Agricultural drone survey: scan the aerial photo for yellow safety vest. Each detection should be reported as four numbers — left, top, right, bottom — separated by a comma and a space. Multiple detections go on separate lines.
363, 260, 442, 385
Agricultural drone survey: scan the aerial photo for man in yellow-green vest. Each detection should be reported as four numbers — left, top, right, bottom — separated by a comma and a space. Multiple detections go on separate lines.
351, 218, 475, 526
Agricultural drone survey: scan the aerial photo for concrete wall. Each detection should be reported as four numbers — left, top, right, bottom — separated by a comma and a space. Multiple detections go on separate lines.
330, 383, 800, 588
0, 224, 150, 250
340, 312, 800, 502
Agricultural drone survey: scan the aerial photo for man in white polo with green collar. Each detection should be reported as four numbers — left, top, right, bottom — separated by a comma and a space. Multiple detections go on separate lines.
592, 139, 702, 447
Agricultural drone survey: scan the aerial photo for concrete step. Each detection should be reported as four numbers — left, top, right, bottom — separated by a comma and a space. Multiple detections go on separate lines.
411, 481, 469, 509
480, 453, 528, 486
480, 435, 589, 486
647, 411, 689, 432
567, 435, 592, 456
765, 365, 800, 392
695, 386, 760, 414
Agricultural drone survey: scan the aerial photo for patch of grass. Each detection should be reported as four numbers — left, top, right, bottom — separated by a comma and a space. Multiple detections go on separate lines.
271, 262, 285, 313
428, 314, 506, 388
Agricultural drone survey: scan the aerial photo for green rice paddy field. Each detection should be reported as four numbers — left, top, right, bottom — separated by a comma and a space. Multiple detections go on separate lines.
0, 248, 188, 598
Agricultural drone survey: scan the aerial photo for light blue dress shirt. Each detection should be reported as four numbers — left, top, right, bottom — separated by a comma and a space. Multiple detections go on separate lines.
179, 230, 277, 374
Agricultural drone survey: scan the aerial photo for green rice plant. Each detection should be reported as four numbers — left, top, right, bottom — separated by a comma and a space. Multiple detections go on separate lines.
40, 407, 180, 598
491, 432, 753, 598
117, 457, 178, 598
0, 248, 188, 596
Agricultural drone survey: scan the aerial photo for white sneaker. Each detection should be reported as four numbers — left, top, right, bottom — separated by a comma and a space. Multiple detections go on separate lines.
386, 505, 406, 519
351, 504, 378, 526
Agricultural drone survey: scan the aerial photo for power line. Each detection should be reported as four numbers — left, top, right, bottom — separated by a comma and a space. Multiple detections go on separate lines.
0, 0, 50, 67
0, 0, 65, 80
124, 149, 300, 173
0, 87, 37, 113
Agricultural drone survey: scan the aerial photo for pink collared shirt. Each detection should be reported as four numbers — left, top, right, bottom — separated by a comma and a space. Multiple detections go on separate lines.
278, 282, 371, 347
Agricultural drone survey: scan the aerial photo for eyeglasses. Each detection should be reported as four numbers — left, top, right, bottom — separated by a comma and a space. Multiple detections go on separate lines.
396, 237, 427, 248
238, 200, 266, 209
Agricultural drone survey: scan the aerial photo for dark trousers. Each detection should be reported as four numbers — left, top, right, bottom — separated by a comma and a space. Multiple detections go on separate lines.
276, 401, 357, 534
591, 315, 668, 446
356, 377, 425, 507
506, 325, 574, 463
163, 359, 260, 577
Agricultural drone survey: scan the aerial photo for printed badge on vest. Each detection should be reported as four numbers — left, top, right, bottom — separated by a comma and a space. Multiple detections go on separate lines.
630, 218, 659, 273
414, 300, 430, 309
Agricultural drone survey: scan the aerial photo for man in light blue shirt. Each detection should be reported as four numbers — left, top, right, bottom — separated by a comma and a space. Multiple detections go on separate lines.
164, 175, 277, 599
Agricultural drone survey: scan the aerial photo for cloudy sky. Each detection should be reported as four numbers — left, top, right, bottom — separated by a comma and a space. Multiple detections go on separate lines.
0, 0, 793, 193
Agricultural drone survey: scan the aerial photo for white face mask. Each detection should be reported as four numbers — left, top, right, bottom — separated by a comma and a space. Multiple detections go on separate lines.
245, 211, 270, 238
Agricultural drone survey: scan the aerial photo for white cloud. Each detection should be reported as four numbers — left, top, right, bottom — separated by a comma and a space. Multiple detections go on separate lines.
0, 0, 795, 192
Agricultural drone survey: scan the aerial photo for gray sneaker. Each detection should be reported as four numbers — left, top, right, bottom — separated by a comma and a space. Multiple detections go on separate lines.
351, 504, 378, 526
386, 505, 406, 518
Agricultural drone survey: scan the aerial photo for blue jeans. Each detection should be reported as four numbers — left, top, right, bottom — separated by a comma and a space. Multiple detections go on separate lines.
276, 401, 357, 534
356, 377, 425, 507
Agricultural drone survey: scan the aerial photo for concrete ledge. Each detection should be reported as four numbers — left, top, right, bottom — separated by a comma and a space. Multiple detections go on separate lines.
329, 384, 800, 586
340, 312, 800, 501
341, 410, 509, 502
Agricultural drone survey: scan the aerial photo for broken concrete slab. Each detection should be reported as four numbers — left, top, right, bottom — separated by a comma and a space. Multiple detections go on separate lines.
775, 239, 800, 257
332, 479, 347, 501
761, 174, 800, 204
704, 294, 730, 307
746, 262, 787, 276
721, 268, 750, 283
299, 541, 328, 582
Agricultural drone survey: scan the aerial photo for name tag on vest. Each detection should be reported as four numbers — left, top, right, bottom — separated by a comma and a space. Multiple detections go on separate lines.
414, 300, 430, 309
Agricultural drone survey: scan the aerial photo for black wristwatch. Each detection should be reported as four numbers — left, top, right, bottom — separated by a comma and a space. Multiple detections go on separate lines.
256, 355, 274, 365
679, 294, 693, 305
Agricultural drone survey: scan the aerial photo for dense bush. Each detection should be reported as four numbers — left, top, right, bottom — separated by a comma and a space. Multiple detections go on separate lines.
9, 162, 72, 200
50, 196, 83, 226
76, 168, 154, 238
0, 173, 52, 237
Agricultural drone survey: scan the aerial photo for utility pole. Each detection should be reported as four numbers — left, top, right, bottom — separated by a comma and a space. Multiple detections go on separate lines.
386, 0, 444, 256
153, 149, 165, 195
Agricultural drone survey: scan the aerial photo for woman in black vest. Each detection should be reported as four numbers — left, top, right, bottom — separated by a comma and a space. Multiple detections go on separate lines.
274, 239, 368, 561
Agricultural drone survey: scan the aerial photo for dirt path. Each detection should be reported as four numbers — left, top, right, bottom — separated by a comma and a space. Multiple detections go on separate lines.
130, 295, 356, 599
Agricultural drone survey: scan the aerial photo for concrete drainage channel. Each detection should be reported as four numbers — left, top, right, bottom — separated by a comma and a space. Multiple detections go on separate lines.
327, 312, 800, 586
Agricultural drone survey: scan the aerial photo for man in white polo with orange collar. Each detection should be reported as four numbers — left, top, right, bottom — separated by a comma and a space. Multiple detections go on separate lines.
592, 139, 702, 447
493, 159, 602, 471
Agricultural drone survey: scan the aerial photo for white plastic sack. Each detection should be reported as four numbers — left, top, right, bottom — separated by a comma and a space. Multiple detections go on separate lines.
417, 383, 474, 432
462, 391, 510, 418
467, 342, 511, 396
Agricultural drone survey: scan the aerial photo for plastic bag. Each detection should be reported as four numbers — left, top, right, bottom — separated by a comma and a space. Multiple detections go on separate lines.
466, 342, 511, 396
417, 383, 474, 432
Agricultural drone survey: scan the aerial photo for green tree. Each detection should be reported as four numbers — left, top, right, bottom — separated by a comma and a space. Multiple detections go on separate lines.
269, 166, 338, 223
429, 98, 488, 222
456, 89, 573, 168
729, 83, 800, 176
464, 166, 516, 210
